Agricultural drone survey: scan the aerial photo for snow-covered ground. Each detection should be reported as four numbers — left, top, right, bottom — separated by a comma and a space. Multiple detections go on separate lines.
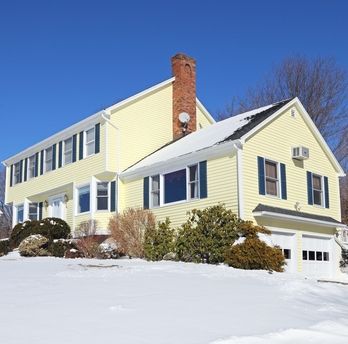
1, 251, 348, 344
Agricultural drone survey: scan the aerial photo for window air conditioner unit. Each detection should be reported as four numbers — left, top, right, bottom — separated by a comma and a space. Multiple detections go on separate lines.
292, 146, 309, 160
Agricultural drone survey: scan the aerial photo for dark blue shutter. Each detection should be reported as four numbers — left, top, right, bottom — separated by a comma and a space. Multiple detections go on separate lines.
79, 131, 84, 160
24, 158, 28, 182
307, 171, 313, 205
143, 177, 149, 209
58, 141, 62, 168
324, 176, 329, 209
95, 123, 100, 154
40, 150, 44, 175
111, 181, 116, 212
52, 144, 56, 170
280, 163, 287, 200
10, 165, 13, 187
39, 202, 43, 220
35, 152, 39, 177
19, 160, 23, 183
258, 157, 265, 195
199, 160, 207, 198
72, 134, 77, 162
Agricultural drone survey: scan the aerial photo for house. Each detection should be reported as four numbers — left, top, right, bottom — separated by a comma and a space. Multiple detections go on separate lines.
2, 53, 347, 278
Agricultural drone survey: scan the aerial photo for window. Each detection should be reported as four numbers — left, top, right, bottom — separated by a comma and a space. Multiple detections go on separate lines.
78, 185, 90, 213
151, 175, 160, 208
164, 168, 187, 204
13, 162, 21, 185
265, 160, 279, 197
16, 204, 24, 223
188, 165, 199, 200
85, 128, 95, 157
312, 174, 323, 206
28, 203, 38, 220
303, 250, 329, 262
96, 182, 109, 211
28, 155, 36, 180
45, 147, 53, 173
64, 137, 72, 166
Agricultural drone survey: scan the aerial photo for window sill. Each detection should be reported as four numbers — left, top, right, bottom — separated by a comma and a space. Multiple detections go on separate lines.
265, 194, 281, 200
75, 211, 90, 217
96, 210, 110, 213
150, 197, 200, 210
313, 204, 325, 209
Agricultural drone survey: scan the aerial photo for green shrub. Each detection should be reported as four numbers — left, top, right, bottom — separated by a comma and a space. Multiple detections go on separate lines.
48, 240, 75, 257
0, 239, 10, 256
223, 223, 286, 272
37, 217, 71, 240
9, 220, 39, 249
18, 234, 50, 257
144, 218, 175, 261
175, 204, 244, 264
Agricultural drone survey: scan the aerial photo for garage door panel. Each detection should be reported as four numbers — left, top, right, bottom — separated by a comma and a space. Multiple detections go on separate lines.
271, 231, 296, 273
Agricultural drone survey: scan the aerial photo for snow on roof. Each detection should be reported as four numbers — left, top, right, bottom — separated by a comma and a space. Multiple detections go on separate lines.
125, 102, 283, 174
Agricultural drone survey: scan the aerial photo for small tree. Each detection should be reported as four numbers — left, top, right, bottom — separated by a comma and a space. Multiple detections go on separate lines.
75, 220, 102, 258
108, 207, 156, 258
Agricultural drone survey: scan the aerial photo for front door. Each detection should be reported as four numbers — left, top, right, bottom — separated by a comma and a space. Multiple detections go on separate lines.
49, 195, 66, 220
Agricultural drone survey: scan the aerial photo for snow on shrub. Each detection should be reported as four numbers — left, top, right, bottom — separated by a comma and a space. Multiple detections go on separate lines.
224, 223, 286, 272
18, 234, 50, 257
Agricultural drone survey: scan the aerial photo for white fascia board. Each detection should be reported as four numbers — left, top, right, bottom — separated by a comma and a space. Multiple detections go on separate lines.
241, 97, 345, 177
120, 139, 243, 181
196, 98, 216, 124
253, 210, 345, 229
2, 111, 107, 166
105, 78, 175, 113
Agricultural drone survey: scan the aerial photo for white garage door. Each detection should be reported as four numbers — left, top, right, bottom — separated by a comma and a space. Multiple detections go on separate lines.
302, 235, 331, 277
271, 232, 295, 273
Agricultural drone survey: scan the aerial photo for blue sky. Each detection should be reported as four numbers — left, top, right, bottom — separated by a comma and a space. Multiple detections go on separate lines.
1, 0, 348, 163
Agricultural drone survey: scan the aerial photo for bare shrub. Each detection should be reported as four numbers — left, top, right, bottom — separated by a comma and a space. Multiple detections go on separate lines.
108, 207, 156, 258
74, 220, 102, 258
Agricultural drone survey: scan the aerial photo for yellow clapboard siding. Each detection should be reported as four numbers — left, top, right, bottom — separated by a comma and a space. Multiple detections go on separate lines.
122, 152, 239, 229
196, 103, 214, 129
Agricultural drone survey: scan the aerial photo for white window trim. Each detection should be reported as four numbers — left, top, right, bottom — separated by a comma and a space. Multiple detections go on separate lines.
96, 181, 110, 212
264, 157, 281, 199
311, 172, 325, 208
74, 182, 91, 216
48, 192, 67, 221
187, 163, 200, 201
44, 146, 53, 174
149, 163, 200, 209
84, 126, 95, 158
13, 161, 21, 185
150, 174, 161, 209
27, 154, 36, 180
63, 136, 73, 167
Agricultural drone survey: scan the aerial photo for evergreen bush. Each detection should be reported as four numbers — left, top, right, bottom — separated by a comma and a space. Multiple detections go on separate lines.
144, 218, 175, 261
18, 234, 50, 257
9, 220, 39, 249
0, 239, 10, 256
223, 223, 286, 272
49, 240, 75, 257
175, 204, 244, 264
36, 217, 71, 240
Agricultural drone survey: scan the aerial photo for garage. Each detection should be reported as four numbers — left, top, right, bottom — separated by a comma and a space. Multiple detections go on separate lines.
302, 234, 332, 277
271, 231, 297, 273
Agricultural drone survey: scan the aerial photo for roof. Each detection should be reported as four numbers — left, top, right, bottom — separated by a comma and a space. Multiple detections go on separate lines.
123, 99, 293, 174
253, 203, 343, 225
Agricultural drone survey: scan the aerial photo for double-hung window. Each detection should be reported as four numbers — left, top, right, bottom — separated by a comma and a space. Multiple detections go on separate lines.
265, 160, 279, 197
151, 175, 160, 208
45, 147, 53, 173
85, 128, 95, 157
312, 174, 323, 206
64, 137, 72, 166
164, 168, 187, 204
28, 155, 36, 180
96, 182, 109, 211
188, 165, 199, 200
16, 204, 24, 223
28, 203, 38, 220
78, 185, 90, 213
13, 162, 21, 185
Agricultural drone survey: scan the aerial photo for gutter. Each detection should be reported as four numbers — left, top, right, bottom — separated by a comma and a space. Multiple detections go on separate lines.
101, 111, 120, 214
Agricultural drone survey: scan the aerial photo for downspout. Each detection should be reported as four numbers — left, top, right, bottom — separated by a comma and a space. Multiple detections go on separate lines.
233, 140, 244, 220
101, 111, 120, 214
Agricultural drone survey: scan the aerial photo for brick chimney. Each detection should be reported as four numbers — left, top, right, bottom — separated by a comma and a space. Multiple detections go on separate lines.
171, 53, 197, 140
